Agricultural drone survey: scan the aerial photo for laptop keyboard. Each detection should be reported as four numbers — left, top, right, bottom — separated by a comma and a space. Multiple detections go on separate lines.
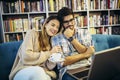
72, 69, 89, 79
67, 65, 90, 80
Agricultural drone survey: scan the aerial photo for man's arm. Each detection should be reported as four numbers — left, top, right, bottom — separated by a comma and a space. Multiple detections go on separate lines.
70, 38, 87, 53
64, 28, 92, 53
63, 28, 95, 66
63, 46, 95, 66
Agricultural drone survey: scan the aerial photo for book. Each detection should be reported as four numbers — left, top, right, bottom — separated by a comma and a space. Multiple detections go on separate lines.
49, 0, 54, 11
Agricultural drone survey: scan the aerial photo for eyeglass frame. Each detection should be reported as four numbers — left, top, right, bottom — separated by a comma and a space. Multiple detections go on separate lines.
63, 18, 75, 25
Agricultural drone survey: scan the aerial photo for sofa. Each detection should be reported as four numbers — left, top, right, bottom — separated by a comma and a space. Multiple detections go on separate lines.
0, 34, 120, 80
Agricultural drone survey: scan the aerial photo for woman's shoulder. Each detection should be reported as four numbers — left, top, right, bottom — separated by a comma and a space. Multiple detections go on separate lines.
26, 29, 39, 36
26, 29, 38, 33
24, 29, 39, 40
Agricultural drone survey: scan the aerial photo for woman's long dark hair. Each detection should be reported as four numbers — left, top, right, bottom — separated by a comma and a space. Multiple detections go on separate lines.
38, 16, 61, 51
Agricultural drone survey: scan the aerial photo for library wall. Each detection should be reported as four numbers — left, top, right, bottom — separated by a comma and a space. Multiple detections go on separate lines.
0, 0, 120, 43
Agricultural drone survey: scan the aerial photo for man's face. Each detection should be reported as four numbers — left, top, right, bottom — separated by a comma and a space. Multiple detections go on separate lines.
63, 14, 75, 30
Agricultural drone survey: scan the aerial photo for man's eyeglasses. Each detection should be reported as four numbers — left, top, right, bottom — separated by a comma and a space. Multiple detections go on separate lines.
63, 18, 74, 24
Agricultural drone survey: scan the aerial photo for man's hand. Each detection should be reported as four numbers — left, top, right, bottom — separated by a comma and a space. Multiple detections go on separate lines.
63, 28, 75, 39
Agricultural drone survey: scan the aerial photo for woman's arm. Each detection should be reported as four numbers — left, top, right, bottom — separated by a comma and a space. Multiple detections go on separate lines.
19, 30, 51, 65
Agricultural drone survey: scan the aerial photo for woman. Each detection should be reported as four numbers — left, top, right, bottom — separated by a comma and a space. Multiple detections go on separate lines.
9, 16, 62, 80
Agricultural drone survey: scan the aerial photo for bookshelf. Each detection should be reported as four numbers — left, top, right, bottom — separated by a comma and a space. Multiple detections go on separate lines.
88, 0, 120, 35
0, 0, 120, 43
0, 0, 47, 43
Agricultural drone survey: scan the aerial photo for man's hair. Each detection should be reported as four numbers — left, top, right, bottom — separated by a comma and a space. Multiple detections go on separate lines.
57, 7, 74, 25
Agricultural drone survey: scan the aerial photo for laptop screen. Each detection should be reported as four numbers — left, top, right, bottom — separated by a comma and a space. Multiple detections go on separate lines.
87, 46, 120, 80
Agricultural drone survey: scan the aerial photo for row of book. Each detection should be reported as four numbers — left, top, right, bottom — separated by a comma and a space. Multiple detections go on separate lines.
89, 0, 120, 10
75, 14, 88, 28
2, 0, 45, 13
89, 14, 108, 27
3, 14, 120, 33
21, 0, 45, 12
3, 16, 45, 32
3, 1, 20, 13
30, 16, 45, 30
90, 27, 111, 34
5, 26, 120, 42
5, 33, 23, 42
3, 18, 29, 32
48, 0, 87, 11
90, 26, 120, 35
112, 26, 120, 35
89, 14, 120, 27
109, 14, 120, 25
2, 0, 120, 13
74, 13, 112, 28
48, 0, 120, 11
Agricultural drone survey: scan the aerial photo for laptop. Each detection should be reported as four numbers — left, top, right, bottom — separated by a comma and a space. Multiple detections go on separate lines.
67, 46, 120, 80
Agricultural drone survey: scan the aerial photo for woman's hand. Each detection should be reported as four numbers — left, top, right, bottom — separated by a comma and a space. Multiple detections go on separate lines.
50, 46, 62, 54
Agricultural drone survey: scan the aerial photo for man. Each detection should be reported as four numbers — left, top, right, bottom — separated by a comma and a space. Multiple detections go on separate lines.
51, 7, 95, 80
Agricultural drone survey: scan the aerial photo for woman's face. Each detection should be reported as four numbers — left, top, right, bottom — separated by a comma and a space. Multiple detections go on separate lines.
45, 19, 60, 36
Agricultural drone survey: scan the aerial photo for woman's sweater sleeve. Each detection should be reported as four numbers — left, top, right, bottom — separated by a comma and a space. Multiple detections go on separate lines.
19, 30, 51, 65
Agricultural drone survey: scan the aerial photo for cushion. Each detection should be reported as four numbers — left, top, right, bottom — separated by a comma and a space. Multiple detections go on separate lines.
108, 35, 120, 48
0, 41, 22, 80
92, 34, 109, 52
